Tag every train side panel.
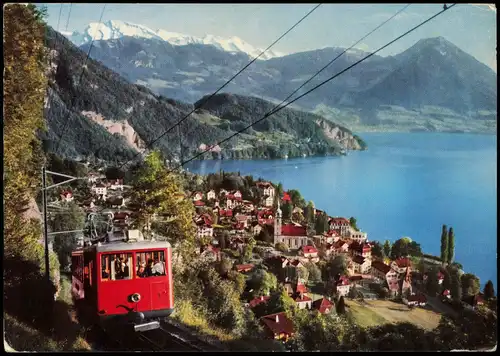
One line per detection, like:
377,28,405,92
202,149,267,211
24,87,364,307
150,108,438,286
71,251,85,300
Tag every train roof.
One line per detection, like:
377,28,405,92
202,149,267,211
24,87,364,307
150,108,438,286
79,240,171,254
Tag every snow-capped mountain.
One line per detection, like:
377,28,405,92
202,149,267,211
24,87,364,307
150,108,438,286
65,20,285,60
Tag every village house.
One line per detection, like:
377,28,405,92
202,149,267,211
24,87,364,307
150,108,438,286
260,312,295,342
329,217,351,236
404,293,427,307
207,189,217,200
371,260,399,284
284,280,308,297
219,189,229,198
282,192,291,203
235,264,255,274
391,258,412,276
192,191,203,202
60,190,74,202
335,275,351,296
299,245,318,258
241,201,255,213
350,255,371,274
87,172,103,184
200,245,221,262
230,236,246,252
197,224,214,239
437,271,445,285
349,241,372,259
312,297,334,314
257,182,275,199
234,214,250,228
108,178,124,190
247,295,270,309
324,230,341,243
349,275,374,289
251,222,264,236
262,195,274,208
92,183,107,199
461,294,485,310
325,240,349,257
348,229,368,243
219,208,233,218
293,293,312,310
274,206,309,249
107,196,126,209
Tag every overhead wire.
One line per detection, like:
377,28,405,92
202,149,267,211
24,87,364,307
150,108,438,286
178,3,411,155
171,3,457,172
115,3,322,170
65,3,73,32
53,4,107,157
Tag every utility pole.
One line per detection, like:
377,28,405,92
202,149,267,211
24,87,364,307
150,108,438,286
41,168,86,282
42,166,50,281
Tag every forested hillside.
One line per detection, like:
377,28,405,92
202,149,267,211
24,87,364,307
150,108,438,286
43,26,365,163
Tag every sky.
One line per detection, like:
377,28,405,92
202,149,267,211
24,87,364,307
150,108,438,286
39,3,497,71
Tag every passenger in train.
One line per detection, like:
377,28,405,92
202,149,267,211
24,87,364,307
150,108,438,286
122,259,130,279
145,259,155,277
152,259,165,276
137,262,147,278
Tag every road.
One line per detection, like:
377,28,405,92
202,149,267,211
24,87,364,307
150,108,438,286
412,282,458,318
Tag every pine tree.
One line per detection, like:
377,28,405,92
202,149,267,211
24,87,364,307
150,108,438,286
336,296,346,315
440,224,448,264
447,227,455,264
383,240,391,258
450,272,462,302
484,280,495,300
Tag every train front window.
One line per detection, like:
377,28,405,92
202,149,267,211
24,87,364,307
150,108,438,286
101,253,133,281
136,250,166,278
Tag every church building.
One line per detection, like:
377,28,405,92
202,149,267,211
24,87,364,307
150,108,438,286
274,205,309,250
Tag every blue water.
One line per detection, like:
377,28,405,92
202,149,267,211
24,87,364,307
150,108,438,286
186,133,497,287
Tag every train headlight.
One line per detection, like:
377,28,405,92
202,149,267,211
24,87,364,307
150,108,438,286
130,293,141,303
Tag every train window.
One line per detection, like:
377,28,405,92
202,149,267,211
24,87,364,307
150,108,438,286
136,251,166,278
101,253,133,281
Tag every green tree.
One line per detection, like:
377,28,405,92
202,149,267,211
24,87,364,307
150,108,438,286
324,255,348,281
227,270,246,295
370,241,384,260
336,296,346,315
288,189,305,208
50,202,85,270
425,268,441,296
440,224,448,264
248,268,278,297
281,202,293,220
447,227,455,264
305,262,322,283
241,236,256,263
217,257,234,276
257,228,272,243
275,242,288,253
304,201,315,224
297,266,309,283
390,238,410,259
461,273,480,297
450,272,462,302
383,240,391,258
349,217,359,231
315,213,329,235
128,151,196,257
483,280,495,300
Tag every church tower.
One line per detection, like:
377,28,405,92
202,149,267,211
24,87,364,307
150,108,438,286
274,203,282,245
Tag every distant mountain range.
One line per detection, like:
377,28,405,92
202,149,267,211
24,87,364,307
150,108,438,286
69,20,496,134
44,26,363,163
64,20,284,60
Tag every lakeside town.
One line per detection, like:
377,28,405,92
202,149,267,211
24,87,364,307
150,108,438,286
46,166,496,345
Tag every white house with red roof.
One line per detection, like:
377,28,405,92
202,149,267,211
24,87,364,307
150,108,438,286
349,241,372,259
257,182,275,198
262,195,274,208
335,275,351,296
329,217,351,236
312,297,334,314
371,260,398,284
192,191,203,201
206,189,216,200
234,214,250,228
437,271,445,285
108,178,124,190
299,245,318,258
325,240,349,257
251,222,263,236
260,312,295,342
391,258,412,276
293,293,312,310
282,192,291,203
200,245,221,262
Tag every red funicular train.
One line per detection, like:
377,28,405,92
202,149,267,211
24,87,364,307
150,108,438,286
71,238,174,332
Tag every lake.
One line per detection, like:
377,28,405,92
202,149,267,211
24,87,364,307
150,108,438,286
186,133,497,287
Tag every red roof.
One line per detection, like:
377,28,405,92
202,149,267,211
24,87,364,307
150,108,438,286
442,289,450,296
350,242,371,253
437,271,445,279
282,192,291,201
295,282,307,294
235,215,249,222
236,264,254,273
113,212,130,220
301,245,318,254
372,260,391,274
294,294,312,302
336,275,350,286
194,200,205,206
257,182,273,188
333,240,348,249
312,297,334,313
249,296,270,308
329,217,350,226
281,224,307,237
289,260,303,268
324,230,339,237
219,209,233,217
260,312,294,336
394,258,412,268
